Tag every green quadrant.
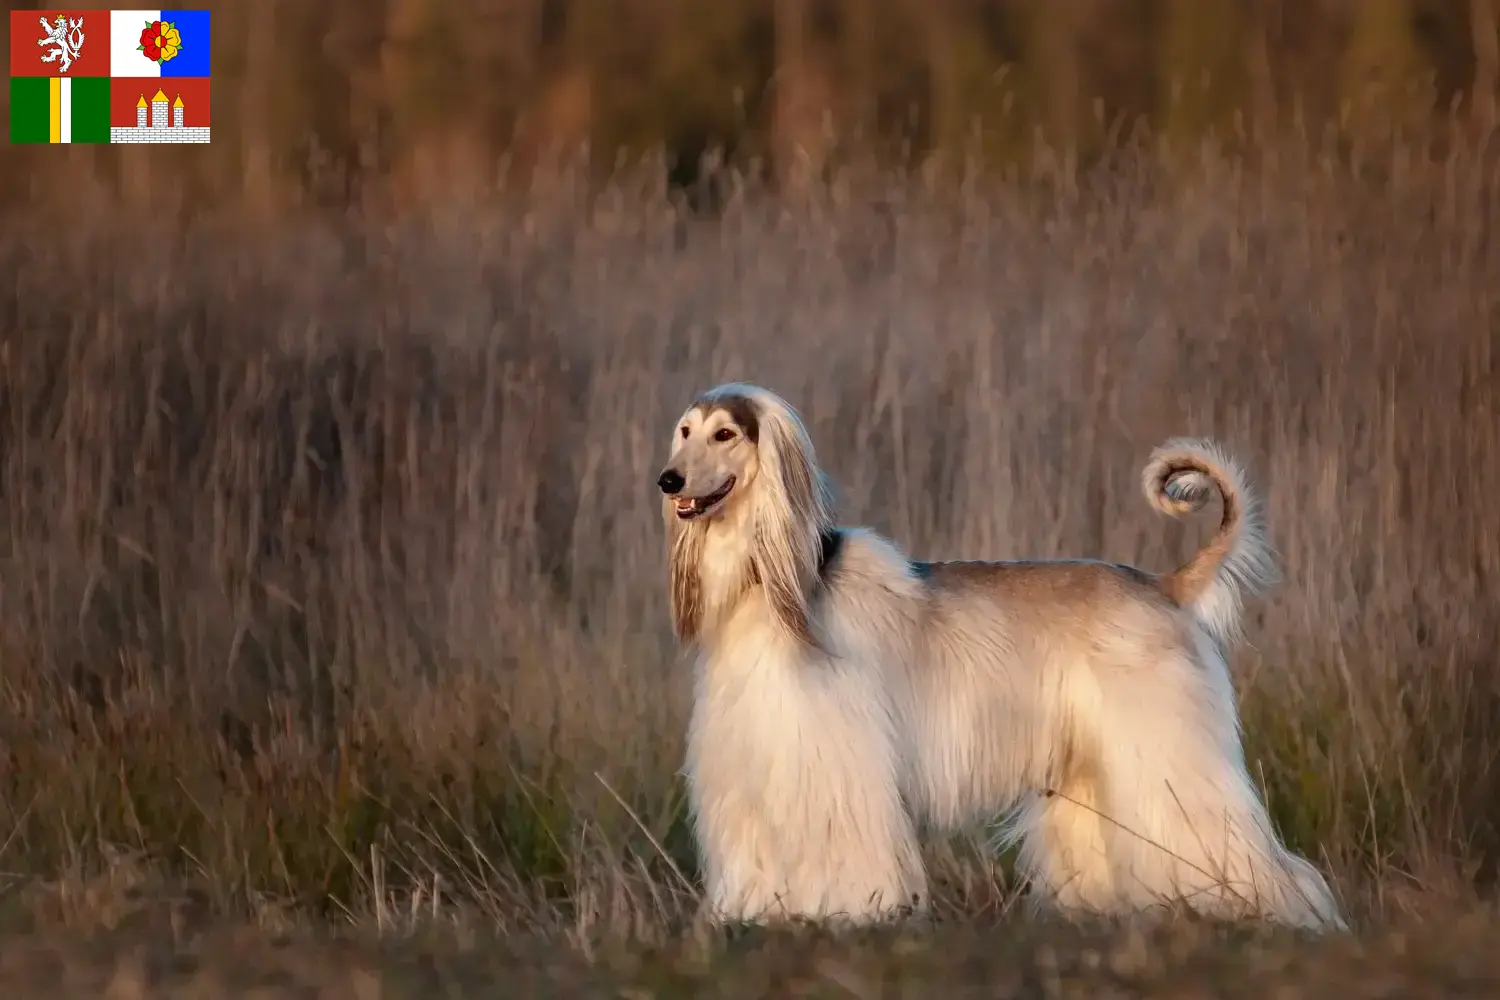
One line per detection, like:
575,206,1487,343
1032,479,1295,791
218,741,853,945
9,77,49,144
70,77,110,144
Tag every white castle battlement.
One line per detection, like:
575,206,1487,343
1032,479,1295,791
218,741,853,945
111,126,210,143
110,88,211,144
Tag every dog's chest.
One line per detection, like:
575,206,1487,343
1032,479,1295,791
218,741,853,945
691,620,811,767
687,613,889,789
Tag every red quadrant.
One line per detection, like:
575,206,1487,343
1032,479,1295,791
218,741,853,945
8,10,110,78
110,76,210,128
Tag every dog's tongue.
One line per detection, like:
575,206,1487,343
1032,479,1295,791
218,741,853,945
673,497,698,513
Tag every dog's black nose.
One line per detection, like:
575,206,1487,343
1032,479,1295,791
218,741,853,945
657,469,685,495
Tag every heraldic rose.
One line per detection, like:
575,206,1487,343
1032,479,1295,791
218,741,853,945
138,20,182,63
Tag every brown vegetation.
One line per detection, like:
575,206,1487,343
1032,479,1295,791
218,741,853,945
3,123,1500,987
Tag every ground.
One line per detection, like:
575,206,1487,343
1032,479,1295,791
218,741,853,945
3,915,1500,998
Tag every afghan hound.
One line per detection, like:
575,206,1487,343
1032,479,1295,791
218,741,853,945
656,382,1345,931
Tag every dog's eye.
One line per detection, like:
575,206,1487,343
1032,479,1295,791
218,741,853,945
713,428,736,442
680,426,689,439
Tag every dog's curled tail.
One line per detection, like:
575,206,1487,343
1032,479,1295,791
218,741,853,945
1142,438,1277,645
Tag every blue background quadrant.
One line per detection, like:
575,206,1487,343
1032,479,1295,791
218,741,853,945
159,10,211,77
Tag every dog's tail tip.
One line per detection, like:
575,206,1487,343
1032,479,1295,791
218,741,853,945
1142,438,1232,514
1142,438,1277,640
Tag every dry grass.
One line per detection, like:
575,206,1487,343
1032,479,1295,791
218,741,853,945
1,126,1500,993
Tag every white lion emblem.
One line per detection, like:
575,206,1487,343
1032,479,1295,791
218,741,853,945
37,14,85,74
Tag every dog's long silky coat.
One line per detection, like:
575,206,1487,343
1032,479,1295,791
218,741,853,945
657,383,1344,930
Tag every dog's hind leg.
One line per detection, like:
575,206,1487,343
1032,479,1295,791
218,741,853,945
1089,645,1346,930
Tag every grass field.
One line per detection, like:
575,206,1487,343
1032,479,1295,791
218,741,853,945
1,128,1499,994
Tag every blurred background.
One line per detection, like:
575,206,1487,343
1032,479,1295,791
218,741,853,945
3,0,1496,206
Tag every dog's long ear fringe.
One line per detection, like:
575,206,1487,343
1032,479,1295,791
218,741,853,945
667,514,705,643
749,396,834,654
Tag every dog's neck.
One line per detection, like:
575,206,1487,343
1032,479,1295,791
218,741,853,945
673,502,843,644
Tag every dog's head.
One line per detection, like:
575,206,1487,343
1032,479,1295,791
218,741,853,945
658,384,834,651
656,387,765,523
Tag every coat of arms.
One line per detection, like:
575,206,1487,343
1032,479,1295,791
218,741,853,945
37,14,86,74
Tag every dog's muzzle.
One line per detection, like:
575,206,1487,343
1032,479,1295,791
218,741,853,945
670,476,735,520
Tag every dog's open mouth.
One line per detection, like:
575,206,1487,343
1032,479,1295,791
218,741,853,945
673,476,736,520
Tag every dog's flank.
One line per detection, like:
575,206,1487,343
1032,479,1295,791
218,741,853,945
658,383,1344,931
